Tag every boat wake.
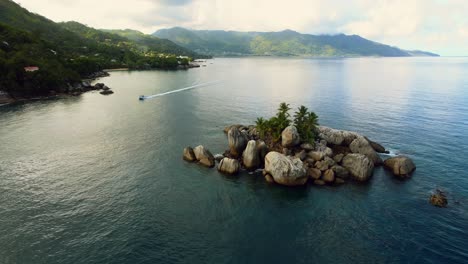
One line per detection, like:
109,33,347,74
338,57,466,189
140,80,221,100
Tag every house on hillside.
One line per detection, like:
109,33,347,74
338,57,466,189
24,66,39,72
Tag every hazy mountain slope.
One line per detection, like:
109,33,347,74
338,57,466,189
154,27,439,57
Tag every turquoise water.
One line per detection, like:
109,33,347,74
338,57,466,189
1,57,468,263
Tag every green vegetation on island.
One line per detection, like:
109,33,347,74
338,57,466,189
255,103,319,149
154,27,439,57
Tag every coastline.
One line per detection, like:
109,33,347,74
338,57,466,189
0,63,203,107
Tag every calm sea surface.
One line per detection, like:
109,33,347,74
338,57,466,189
1,57,468,263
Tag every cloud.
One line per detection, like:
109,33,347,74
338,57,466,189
15,0,468,55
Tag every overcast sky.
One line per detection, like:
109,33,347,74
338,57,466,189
15,0,468,56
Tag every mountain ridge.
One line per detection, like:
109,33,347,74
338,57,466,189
154,27,439,57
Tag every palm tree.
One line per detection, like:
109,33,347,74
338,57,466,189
294,105,308,125
255,117,266,138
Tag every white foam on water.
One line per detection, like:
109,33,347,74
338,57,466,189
142,80,221,100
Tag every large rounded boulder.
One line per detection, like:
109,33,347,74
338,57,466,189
342,153,374,182
218,158,240,175
243,140,260,170
281,126,300,148
193,145,215,168
264,152,308,186
349,136,383,165
318,126,359,146
228,127,248,158
384,156,416,177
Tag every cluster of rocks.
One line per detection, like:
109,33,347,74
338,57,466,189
177,63,201,70
183,124,417,187
66,81,114,96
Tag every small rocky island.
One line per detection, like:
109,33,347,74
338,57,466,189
183,103,416,187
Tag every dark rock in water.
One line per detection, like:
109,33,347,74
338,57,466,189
100,90,114,95
384,156,416,177
218,158,240,175
102,85,111,91
430,189,448,207
94,83,105,90
365,137,388,153
342,153,374,182
193,145,215,168
183,147,196,162
228,127,248,158
335,178,345,184
314,179,326,186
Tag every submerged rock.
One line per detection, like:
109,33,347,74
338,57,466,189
384,156,416,177
430,189,448,207
264,152,308,186
218,158,240,175
335,178,345,184
281,126,300,148
342,153,374,182
183,147,196,162
193,145,215,168
314,179,326,186
228,127,248,158
100,89,114,95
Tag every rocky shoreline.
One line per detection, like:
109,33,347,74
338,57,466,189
0,71,113,106
183,124,416,187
